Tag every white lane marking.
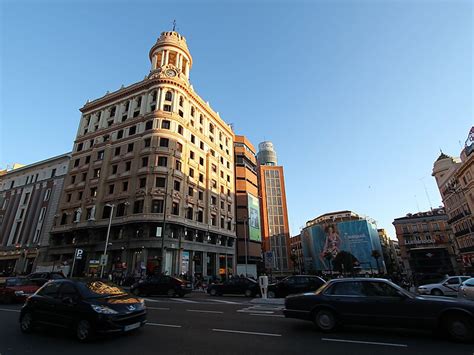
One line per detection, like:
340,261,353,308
171,298,197,303
147,322,182,328
322,338,408,348
249,313,284,317
212,328,282,337
143,298,162,303
206,299,239,304
237,309,274,314
186,309,224,314
0,308,21,313
147,307,170,311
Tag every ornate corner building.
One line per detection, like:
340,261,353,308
49,31,236,279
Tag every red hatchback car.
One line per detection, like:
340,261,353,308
0,277,39,304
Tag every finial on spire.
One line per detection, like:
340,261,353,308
172,19,176,31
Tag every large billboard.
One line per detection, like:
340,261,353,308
247,194,261,242
301,219,384,272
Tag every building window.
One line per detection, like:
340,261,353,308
102,206,112,219
38,207,46,221
211,196,217,205
188,187,193,196
142,156,149,167
176,142,183,152
179,96,184,106
74,159,80,167
90,187,97,197
220,186,224,194
145,120,153,130
189,168,194,178
85,155,91,164
191,134,195,144
122,181,129,191
199,157,204,166
66,193,72,202
144,137,151,147
164,105,172,112
199,115,204,125
110,106,116,117
212,164,217,173
78,191,83,200
200,141,204,150
108,184,114,194
190,107,195,117
133,200,144,214
125,161,132,171
178,125,183,135
209,124,214,134
220,171,224,178
211,215,216,226
179,110,184,118
71,175,76,184
221,217,225,228
127,143,134,153
174,180,181,191
152,200,164,213
116,203,126,217
227,175,230,182
117,130,124,139
186,207,193,220
60,213,68,225
199,173,204,183
197,210,204,222
172,202,179,215
114,147,121,156
160,138,169,147
44,188,51,201
158,156,168,167
139,178,146,189
97,150,104,160
212,180,217,189
198,190,204,200
77,143,83,152
112,165,118,174
23,192,30,205
165,91,172,101
175,160,182,171
93,168,101,178
190,151,195,160
156,177,166,188
82,172,88,181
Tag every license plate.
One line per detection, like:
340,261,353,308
124,322,140,332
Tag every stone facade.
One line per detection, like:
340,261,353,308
0,153,70,274
49,31,236,280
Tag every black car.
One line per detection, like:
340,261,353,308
268,275,326,298
284,277,474,342
207,277,259,297
20,279,147,342
26,272,65,286
130,276,192,297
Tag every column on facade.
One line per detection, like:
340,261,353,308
152,54,158,70
175,53,180,68
157,87,163,111
185,62,190,78
164,50,169,66
161,50,166,66
140,93,147,115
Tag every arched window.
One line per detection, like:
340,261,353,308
209,123,214,134
179,96,184,106
165,91,172,101
191,107,195,117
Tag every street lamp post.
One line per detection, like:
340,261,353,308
100,203,114,279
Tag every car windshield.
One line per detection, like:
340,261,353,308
5,278,29,287
76,280,127,299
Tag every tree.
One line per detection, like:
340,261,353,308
332,251,358,275
371,250,382,274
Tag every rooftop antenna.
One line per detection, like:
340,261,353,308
420,177,433,210
414,195,421,212
172,20,177,31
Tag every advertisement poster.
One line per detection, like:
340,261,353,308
181,251,190,274
301,220,384,272
247,194,262,242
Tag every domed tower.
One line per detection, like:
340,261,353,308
257,141,278,166
432,151,461,189
148,31,193,82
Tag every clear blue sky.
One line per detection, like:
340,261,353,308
1,0,472,238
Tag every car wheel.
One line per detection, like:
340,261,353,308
209,288,217,296
314,309,337,332
167,289,176,297
444,315,474,342
132,288,141,296
20,312,34,334
431,289,443,296
267,291,276,298
76,320,92,342
244,289,253,297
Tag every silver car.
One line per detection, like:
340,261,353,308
458,278,474,300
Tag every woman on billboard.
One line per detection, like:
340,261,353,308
320,224,341,269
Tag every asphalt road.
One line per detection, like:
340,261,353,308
0,293,473,355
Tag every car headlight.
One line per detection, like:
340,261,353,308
139,298,146,309
91,304,118,314
14,291,25,296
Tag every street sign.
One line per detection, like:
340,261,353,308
75,249,84,260
99,255,108,266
